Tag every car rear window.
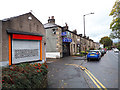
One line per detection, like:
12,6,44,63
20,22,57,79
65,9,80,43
89,51,99,53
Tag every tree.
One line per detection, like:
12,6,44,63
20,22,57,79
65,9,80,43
109,0,120,39
99,36,113,48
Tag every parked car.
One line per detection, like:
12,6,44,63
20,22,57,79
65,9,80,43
87,50,101,61
100,50,104,56
104,48,107,53
100,49,106,56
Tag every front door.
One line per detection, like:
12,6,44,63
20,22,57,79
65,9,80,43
62,42,70,57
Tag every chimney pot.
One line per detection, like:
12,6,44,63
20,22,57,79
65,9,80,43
65,23,68,26
48,16,55,24
51,16,54,19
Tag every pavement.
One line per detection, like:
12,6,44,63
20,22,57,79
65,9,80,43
46,56,90,88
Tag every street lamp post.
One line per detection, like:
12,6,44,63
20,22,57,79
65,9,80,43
83,12,94,36
83,12,94,56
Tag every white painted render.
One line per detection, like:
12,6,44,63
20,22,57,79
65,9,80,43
46,52,60,58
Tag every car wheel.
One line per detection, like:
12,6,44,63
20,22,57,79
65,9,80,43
87,58,90,61
98,57,100,61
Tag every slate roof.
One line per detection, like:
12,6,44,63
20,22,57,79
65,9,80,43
44,23,62,29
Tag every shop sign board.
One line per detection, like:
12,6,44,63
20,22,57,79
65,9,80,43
63,37,72,42
61,32,67,36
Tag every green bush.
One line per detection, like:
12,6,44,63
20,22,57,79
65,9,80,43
81,51,88,54
117,47,120,51
75,53,84,57
75,51,88,57
2,62,48,88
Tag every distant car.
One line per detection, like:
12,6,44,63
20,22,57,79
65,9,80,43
100,49,106,56
113,48,119,53
100,50,103,56
87,50,101,61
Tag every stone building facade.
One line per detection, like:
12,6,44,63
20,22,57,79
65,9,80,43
94,42,100,50
44,16,100,58
70,30,78,55
0,12,46,66
89,39,94,49
80,36,84,51
44,16,63,58
86,37,90,51
76,34,82,53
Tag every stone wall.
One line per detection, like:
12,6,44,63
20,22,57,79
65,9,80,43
56,27,62,57
70,33,77,55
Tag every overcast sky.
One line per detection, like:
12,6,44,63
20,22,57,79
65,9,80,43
0,0,117,42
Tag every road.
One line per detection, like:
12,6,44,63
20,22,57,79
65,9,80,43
47,50,119,89
82,50,118,88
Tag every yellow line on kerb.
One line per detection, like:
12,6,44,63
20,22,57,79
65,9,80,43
85,69,106,89
84,70,101,88
65,64,107,89
80,66,107,90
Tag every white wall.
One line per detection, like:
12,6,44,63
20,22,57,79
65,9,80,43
46,52,60,58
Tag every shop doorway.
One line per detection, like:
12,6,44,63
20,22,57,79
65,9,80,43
62,42,70,57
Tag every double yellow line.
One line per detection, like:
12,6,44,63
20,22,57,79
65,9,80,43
65,64,107,89
80,66,107,90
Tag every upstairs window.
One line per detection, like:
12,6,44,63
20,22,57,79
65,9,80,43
52,29,56,34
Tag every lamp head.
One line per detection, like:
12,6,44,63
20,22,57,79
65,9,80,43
91,12,94,14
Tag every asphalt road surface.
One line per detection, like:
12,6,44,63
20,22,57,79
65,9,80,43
82,50,118,88
47,50,119,89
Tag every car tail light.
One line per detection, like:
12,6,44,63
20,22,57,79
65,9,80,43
96,53,99,54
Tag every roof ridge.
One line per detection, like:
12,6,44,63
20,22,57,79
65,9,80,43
2,12,31,21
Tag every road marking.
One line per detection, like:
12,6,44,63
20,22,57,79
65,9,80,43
84,69,101,89
65,64,107,89
83,68,107,90
85,68,106,89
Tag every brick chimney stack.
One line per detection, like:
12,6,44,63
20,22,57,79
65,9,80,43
48,16,55,24
79,34,82,37
65,23,68,30
51,16,54,19
73,29,77,34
